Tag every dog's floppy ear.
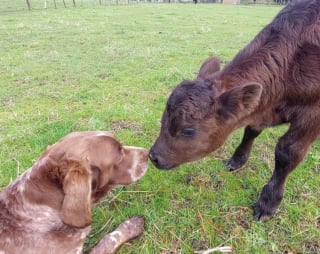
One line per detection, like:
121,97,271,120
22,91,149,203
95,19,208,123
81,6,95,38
60,160,92,228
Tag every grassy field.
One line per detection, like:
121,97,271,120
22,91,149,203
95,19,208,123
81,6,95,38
1,3,320,253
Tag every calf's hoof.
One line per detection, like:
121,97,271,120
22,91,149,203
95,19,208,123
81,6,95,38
254,183,283,221
225,154,248,172
253,203,276,221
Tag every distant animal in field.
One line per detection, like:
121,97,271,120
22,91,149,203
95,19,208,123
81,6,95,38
0,131,148,254
149,0,320,221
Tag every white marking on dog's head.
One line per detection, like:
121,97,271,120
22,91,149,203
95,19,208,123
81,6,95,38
124,146,148,182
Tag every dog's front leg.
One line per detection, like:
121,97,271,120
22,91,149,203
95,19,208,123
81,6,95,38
89,216,145,254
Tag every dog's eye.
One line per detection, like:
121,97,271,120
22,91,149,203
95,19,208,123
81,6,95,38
181,128,195,137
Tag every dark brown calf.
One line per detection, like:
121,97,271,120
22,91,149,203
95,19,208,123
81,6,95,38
149,0,320,221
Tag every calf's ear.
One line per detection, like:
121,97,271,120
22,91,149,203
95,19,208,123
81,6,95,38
60,160,92,228
197,56,221,80
217,83,262,122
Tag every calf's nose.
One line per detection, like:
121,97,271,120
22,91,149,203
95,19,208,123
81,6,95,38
149,148,159,166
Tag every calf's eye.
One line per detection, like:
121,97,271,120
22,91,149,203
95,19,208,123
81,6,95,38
181,128,195,137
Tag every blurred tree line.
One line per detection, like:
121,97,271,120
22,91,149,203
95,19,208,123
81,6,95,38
0,0,289,12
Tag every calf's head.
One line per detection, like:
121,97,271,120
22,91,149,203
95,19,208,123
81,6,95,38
149,57,262,169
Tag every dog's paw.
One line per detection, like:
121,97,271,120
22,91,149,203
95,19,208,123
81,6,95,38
117,216,145,240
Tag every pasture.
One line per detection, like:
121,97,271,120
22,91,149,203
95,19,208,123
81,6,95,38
1,3,320,253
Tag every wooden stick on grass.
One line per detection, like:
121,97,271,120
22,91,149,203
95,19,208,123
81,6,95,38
194,246,233,254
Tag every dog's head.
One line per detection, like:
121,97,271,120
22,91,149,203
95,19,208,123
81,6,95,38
29,131,149,228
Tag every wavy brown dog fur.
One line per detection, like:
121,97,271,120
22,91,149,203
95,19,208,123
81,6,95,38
0,131,148,254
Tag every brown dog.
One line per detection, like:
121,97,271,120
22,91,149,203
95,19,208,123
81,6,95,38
150,0,320,221
0,131,148,254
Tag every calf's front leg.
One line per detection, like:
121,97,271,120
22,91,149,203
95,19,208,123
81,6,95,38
226,126,263,171
254,124,317,221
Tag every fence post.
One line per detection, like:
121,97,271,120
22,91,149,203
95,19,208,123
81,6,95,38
26,0,31,10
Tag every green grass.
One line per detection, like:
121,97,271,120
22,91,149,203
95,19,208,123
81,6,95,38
1,3,320,253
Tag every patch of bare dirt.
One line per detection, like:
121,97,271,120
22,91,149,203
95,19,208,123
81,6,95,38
110,120,143,134
97,73,111,80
